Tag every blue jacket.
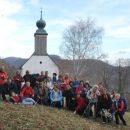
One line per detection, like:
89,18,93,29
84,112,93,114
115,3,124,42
50,90,62,105
73,80,80,87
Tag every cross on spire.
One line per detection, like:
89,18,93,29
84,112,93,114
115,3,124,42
40,8,42,20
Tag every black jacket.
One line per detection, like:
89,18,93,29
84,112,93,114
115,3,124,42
99,94,112,110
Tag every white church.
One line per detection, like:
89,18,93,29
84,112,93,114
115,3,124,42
21,11,59,77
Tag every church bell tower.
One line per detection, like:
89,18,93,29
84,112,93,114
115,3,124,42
34,10,48,55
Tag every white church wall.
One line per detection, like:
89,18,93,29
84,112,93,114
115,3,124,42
21,55,59,77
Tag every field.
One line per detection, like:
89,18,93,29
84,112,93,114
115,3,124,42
0,102,130,130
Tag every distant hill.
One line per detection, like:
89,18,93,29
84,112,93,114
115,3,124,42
4,57,27,67
0,58,9,68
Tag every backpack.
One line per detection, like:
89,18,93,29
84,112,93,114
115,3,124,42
121,96,128,110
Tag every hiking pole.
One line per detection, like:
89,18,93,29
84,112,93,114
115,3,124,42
35,98,40,105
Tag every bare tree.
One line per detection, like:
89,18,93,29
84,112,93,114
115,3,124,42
61,18,103,78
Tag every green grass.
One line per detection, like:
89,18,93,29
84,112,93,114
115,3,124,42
125,112,130,126
0,102,130,130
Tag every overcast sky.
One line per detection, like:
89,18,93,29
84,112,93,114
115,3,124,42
0,0,130,63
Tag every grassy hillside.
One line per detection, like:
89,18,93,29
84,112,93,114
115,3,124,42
0,102,130,130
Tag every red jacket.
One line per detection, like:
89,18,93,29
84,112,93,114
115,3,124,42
114,98,124,112
0,71,8,85
20,85,34,97
75,97,86,113
11,96,20,103
61,83,67,92
63,77,72,84
13,74,23,83
76,85,83,94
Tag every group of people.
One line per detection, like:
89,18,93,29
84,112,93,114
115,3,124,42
0,66,128,126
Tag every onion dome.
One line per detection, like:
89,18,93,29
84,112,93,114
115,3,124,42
36,10,46,29
35,10,48,35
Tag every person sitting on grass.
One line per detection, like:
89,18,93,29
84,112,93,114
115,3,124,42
9,91,21,104
113,93,127,126
20,81,35,105
50,83,62,108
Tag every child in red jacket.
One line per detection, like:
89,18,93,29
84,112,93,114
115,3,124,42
10,91,20,104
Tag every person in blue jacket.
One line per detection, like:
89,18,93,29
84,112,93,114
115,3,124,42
50,83,62,108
